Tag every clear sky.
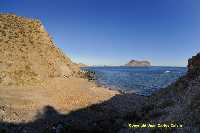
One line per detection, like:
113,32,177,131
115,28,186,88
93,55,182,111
1,0,200,66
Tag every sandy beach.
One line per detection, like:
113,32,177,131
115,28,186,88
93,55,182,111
0,77,119,123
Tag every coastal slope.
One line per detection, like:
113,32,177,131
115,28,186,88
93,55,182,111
151,53,200,131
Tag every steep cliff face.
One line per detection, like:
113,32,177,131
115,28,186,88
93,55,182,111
0,14,79,85
125,60,151,67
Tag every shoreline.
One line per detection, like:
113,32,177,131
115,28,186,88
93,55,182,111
0,76,147,133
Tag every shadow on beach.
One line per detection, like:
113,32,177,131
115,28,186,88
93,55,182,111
0,93,148,133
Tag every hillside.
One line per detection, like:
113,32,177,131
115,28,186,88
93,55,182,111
149,53,200,131
0,13,79,85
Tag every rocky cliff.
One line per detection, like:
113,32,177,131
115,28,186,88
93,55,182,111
125,60,151,67
0,14,79,85
146,52,200,132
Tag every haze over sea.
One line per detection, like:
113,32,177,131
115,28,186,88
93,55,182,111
82,66,187,96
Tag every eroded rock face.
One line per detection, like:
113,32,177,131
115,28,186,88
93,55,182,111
0,13,79,85
188,53,200,78
125,60,151,67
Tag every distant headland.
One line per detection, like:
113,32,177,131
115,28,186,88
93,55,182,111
125,60,151,67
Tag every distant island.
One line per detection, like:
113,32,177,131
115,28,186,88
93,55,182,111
125,60,151,67
75,62,88,67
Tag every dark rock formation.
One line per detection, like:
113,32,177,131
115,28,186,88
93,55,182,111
188,53,200,78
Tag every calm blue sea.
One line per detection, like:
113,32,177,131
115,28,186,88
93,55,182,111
81,66,187,96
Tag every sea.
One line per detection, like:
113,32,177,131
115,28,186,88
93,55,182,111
81,66,187,96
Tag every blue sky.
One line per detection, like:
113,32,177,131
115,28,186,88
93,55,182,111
1,0,200,66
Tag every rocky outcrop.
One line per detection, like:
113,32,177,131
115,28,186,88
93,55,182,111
125,60,151,67
144,52,200,132
188,53,200,78
0,13,79,85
